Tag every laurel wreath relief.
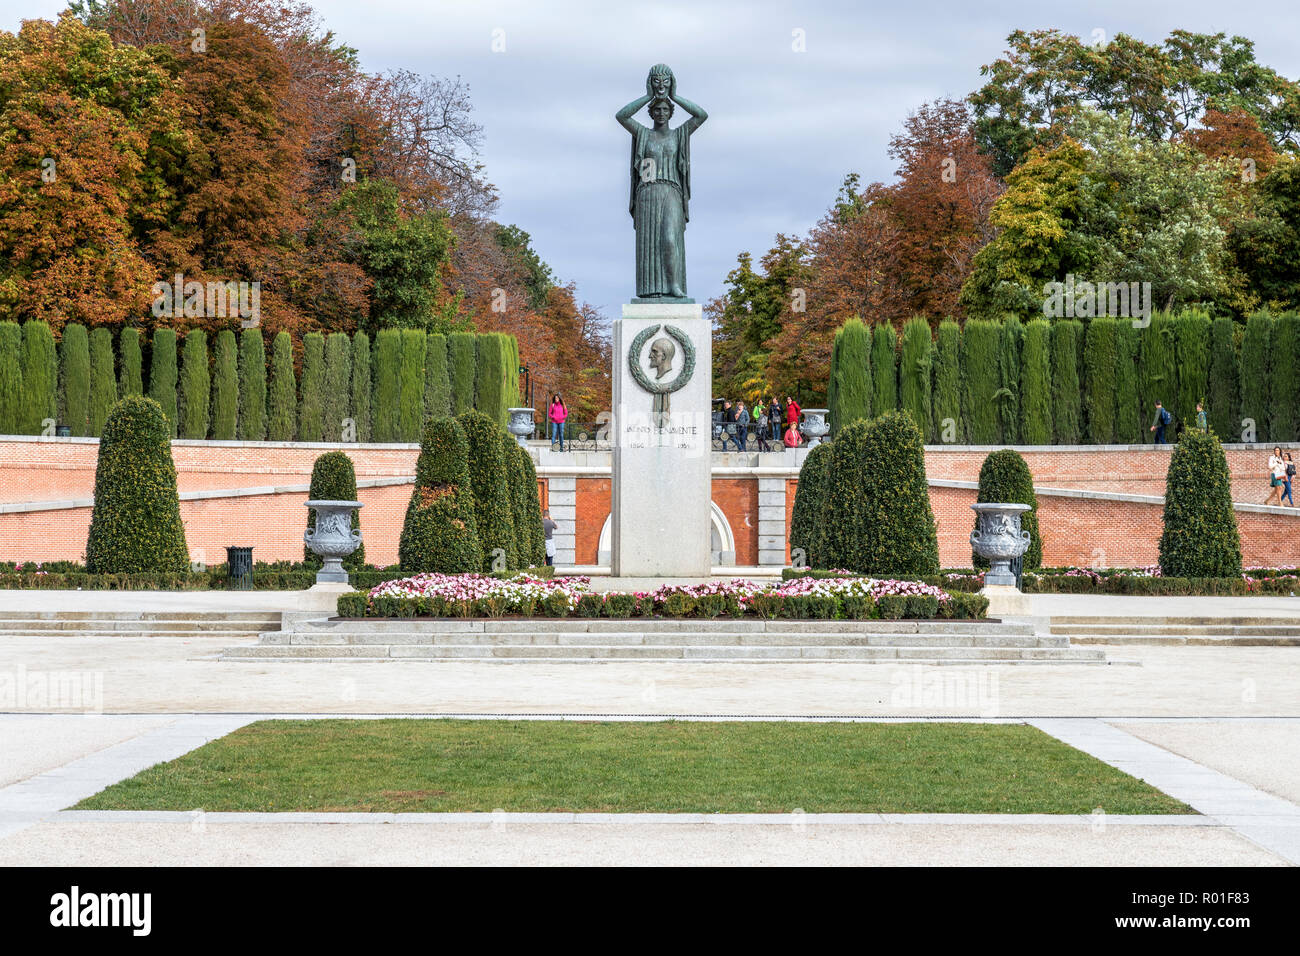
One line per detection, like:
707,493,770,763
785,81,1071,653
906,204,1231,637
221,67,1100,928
628,323,695,394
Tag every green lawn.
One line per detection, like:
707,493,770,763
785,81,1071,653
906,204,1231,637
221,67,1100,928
76,719,1191,814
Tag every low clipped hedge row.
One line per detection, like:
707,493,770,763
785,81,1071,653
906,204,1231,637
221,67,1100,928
780,569,986,593
336,590,990,621
0,563,553,591
1023,575,1296,596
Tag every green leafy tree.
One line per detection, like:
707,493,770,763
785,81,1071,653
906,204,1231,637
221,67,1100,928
211,330,237,440
1207,317,1240,439
371,329,401,442
85,396,189,573
789,441,832,568
1269,312,1300,442
870,324,897,415
267,331,296,441
322,333,351,442
59,323,90,436
148,328,177,437
1239,311,1271,442
1230,158,1300,311
399,417,482,573
118,327,143,398
1083,317,1118,443
237,329,266,441
0,321,22,434
899,317,933,439
972,449,1042,570
399,328,426,441
350,332,371,442
87,327,116,437
448,332,477,416
828,317,871,434
424,333,451,420
1115,321,1142,443
1020,320,1053,444
962,319,1001,443
931,319,962,444
1159,430,1242,577
1050,319,1083,443
458,410,517,571
179,330,209,440
303,452,365,570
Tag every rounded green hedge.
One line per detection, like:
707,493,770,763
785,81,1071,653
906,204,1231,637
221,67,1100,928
971,448,1042,570
399,417,482,573
303,451,366,571
1159,430,1242,577
85,396,190,574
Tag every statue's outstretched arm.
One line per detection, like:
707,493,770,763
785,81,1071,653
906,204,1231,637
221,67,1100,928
673,93,708,133
616,93,653,134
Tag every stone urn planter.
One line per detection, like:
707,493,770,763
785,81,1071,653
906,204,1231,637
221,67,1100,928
969,503,1032,587
507,408,536,448
304,499,363,584
800,409,829,447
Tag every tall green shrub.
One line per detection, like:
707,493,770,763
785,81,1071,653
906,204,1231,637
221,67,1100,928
789,441,832,568
971,449,1042,570
458,409,517,571
372,329,401,442
303,451,366,570
1207,316,1240,440
1268,312,1300,443
1240,311,1271,443
870,324,897,415
931,319,962,444
828,317,871,434
1115,321,1142,443
997,316,1023,444
1158,430,1241,577
237,328,267,441
59,323,91,436
424,333,451,420
211,330,237,440
1174,310,1211,438
819,411,939,575
148,328,178,437
398,417,482,573
1083,317,1117,444
961,319,1001,443
118,327,143,398
448,332,477,415
179,329,210,439
505,436,544,567
1020,320,1052,444
0,322,22,434
88,328,118,437
1139,312,1176,430
517,442,546,566
322,333,351,442
474,333,506,425
398,329,426,440
85,396,189,573
19,321,56,435
350,332,371,442
899,317,933,440
297,332,325,442
267,331,296,441
1050,319,1082,444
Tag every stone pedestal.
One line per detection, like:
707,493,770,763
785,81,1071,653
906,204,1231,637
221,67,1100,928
611,303,712,577
980,585,1032,617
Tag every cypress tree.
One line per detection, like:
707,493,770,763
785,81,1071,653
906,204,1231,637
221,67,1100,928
828,317,871,433
399,329,426,440
1159,430,1241,577
59,323,91,436
303,451,366,570
1050,319,1082,444
819,411,939,575
504,336,521,410
972,449,1042,569
448,332,477,415
179,329,210,439
899,317,933,440
1083,317,1118,444
789,441,832,568
961,319,1001,443
512,439,546,566
237,328,267,441
997,316,1023,444
351,332,371,442
18,321,56,435
85,396,190,573
825,331,841,434
0,321,22,434
1269,312,1300,443
424,332,451,420
458,409,518,571
931,319,962,443
870,324,897,415
1115,321,1142,443
1240,311,1271,443
148,327,178,437
372,329,401,442
267,331,297,441
322,333,352,442
118,327,143,397
1020,320,1052,445
1139,312,1176,432
1207,316,1240,440
474,333,506,425
1174,310,1211,439
399,417,482,573
506,435,534,566
297,332,325,442
211,330,238,440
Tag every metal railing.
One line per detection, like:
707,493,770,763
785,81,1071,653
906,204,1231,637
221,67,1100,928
533,420,820,452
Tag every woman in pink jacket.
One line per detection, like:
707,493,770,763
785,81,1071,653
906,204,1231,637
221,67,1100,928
548,393,568,451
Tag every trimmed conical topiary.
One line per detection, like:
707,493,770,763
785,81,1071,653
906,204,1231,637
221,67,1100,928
1020,319,1052,444
148,328,178,437
505,436,545,567
971,449,1042,570
211,330,238,440
931,319,962,443
828,317,871,434
789,440,832,568
398,417,482,573
0,321,22,434
458,409,517,571
237,328,266,441
59,323,91,436
900,317,933,440
85,396,190,573
351,332,371,442
118,327,143,398
88,327,118,437
819,411,939,575
179,329,210,439
1158,430,1242,577
517,442,546,566
19,320,56,435
267,331,296,441
303,451,366,570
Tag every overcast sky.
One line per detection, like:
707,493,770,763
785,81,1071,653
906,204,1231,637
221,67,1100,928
6,0,1300,319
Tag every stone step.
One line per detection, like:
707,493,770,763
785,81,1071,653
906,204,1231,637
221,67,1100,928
264,630,1065,649
1067,633,1300,646
295,618,1036,636
0,611,281,622
0,621,280,633
1050,623,1300,636
1050,616,1300,627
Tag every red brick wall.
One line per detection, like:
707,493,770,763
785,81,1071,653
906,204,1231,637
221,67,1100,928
573,477,611,566
711,477,758,565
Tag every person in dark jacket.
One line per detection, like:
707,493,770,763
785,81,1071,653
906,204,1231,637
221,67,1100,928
734,401,750,451
1149,401,1172,444
767,397,782,443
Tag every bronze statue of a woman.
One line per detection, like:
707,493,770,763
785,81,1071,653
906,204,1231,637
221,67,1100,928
616,64,707,303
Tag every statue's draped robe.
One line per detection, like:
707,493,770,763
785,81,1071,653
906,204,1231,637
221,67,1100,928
629,123,691,299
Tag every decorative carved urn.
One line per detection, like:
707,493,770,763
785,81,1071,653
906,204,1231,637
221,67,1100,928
969,503,1032,587
304,499,363,584
800,409,829,447
507,408,535,448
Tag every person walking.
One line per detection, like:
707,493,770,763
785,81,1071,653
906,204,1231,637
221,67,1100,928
548,393,568,452
1149,401,1171,444
767,397,783,444
1284,454,1296,507
1195,401,1207,433
542,508,558,566
734,401,750,452
1266,447,1286,506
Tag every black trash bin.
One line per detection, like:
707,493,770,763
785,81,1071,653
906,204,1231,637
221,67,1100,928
54,425,71,437
226,546,254,591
